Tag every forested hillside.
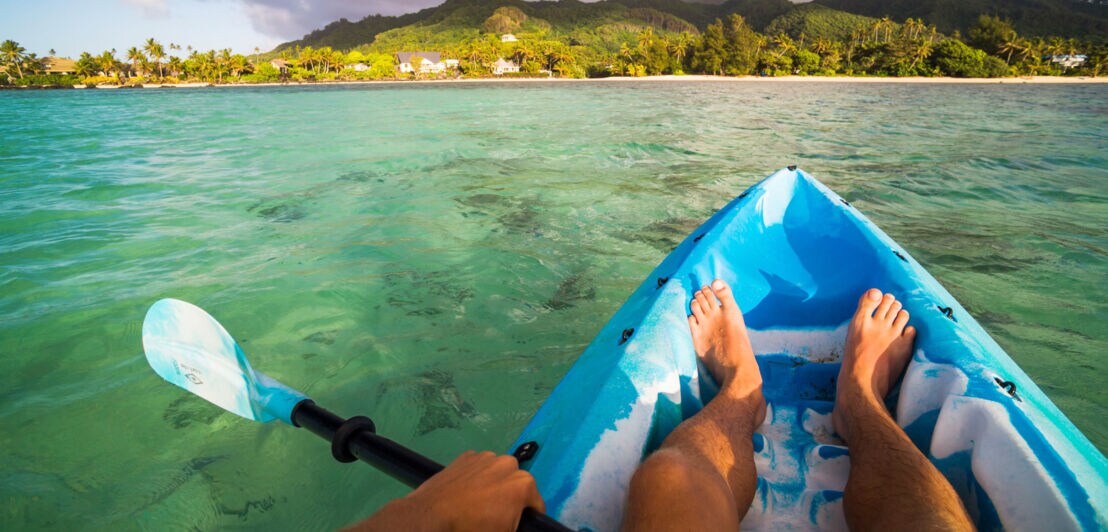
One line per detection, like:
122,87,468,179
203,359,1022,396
274,0,1107,54
812,0,1108,38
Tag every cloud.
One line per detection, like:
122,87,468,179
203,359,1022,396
237,0,443,40
122,0,170,18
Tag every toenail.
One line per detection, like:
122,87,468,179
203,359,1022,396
867,289,881,301
712,279,725,290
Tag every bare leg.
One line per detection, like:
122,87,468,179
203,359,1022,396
623,280,766,531
833,289,974,531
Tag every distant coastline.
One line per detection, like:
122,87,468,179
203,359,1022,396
3,74,1105,91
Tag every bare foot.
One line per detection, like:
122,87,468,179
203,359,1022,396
832,289,917,443
688,279,766,427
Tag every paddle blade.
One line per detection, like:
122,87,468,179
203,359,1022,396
142,298,305,424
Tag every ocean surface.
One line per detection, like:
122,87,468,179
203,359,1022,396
1,81,1105,530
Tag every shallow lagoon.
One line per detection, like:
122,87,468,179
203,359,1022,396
1,81,1105,529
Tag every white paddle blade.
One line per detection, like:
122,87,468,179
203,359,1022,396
143,298,285,422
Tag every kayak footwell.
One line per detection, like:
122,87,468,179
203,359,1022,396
511,168,1108,532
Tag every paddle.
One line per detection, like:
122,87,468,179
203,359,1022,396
142,298,570,532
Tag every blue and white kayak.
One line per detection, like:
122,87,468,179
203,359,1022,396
509,168,1107,531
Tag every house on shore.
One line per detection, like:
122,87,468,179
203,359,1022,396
501,34,518,43
492,58,520,75
42,57,77,76
270,59,290,74
1049,55,1087,68
347,63,369,72
397,52,447,74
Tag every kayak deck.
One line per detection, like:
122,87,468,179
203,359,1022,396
510,168,1107,531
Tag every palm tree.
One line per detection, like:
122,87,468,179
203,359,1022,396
908,40,933,71
329,49,345,73
300,46,315,72
98,49,119,79
127,47,144,77
167,56,183,78
75,52,97,77
144,38,165,78
670,31,694,66
999,34,1024,65
811,37,831,56
49,48,56,56
253,46,260,65
1,40,27,79
217,49,232,82
772,33,795,57
229,54,248,78
637,27,655,50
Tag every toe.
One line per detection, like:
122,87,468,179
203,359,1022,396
701,286,719,309
711,279,739,312
688,314,699,329
893,309,910,330
902,324,917,340
695,288,714,313
856,288,883,319
875,293,895,320
691,299,704,320
886,301,902,322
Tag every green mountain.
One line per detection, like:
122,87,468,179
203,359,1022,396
270,0,1105,56
811,0,1108,38
764,4,879,41
275,0,697,54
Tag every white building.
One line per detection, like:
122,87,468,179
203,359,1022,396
396,52,445,74
444,59,460,69
501,34,518,43
492,58,520,75
347,63,369,72
1050,55,1087,68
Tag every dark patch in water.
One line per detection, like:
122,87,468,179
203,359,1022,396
137,455,223,511
301,352,318,360
163,395,223,429
456,193,510,209
337,170,383,183
376,369,477,435
974,309,1015,327
220,496,277,520
257,203,305,223
618,142,703,157
385,271,474,306
497,204,543,235
625,217,702,252
545,272,596,310
302,330,338,345
248,198,306,223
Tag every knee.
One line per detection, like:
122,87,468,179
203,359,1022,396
630,449,702,492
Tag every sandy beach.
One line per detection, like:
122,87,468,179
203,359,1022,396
204,74,1106,88
45,74,1105,90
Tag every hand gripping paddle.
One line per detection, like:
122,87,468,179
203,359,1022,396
142,298,570,532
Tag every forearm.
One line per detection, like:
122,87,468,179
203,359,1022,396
344,497,439,532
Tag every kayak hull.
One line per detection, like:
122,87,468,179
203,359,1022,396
510,168,1107,531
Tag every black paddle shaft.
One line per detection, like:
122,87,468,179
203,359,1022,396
290,400,572,532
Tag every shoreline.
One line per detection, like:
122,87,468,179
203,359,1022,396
4,74,1104,91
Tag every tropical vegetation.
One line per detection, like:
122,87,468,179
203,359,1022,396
1,0,1105,88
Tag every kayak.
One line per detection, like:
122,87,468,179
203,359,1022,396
508,167,1107,531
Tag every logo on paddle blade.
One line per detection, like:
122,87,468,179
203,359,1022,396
174,361,204,385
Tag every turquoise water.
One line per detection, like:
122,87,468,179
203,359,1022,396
1,81,1105,530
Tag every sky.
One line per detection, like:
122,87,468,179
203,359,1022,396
0,0,797,59
0,0,456,58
